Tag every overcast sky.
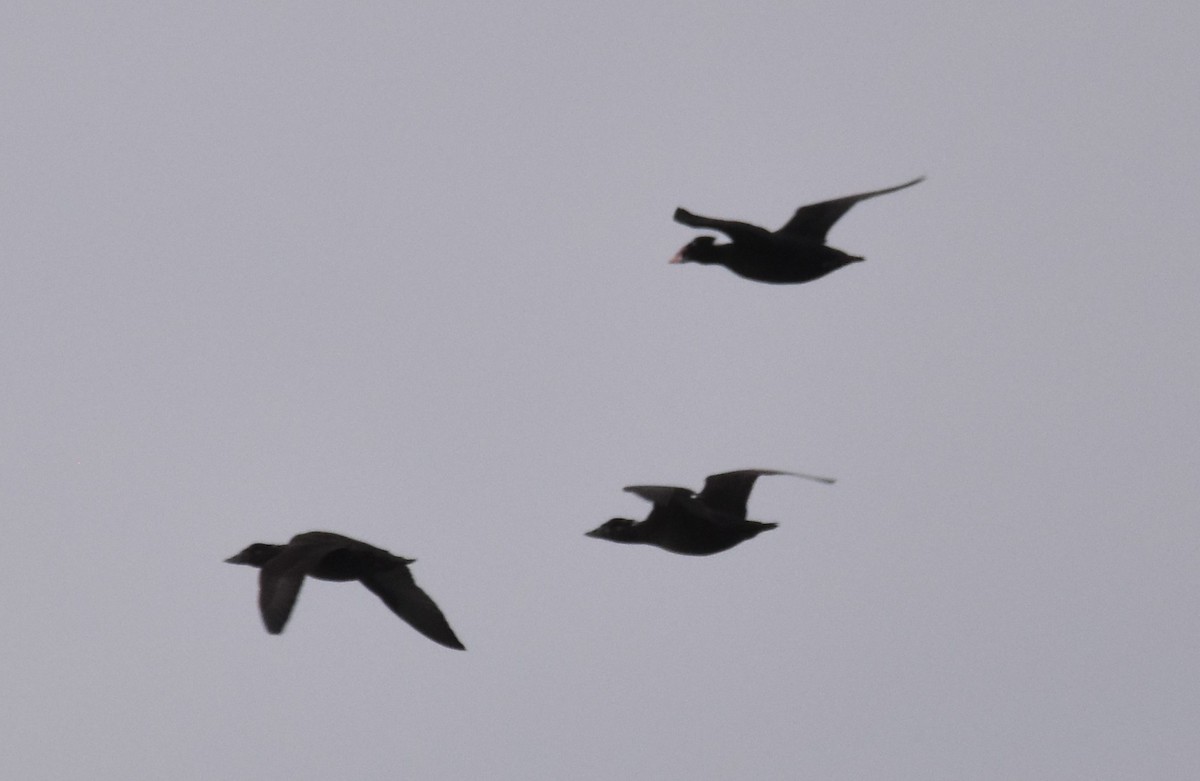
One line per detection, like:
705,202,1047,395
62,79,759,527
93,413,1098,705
3,3,1198,779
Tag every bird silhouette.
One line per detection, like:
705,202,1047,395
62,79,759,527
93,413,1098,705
671,176,923,284
226,531,465,649
585,469,834,555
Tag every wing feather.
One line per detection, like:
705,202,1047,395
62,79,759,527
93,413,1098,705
776,177,924,242
361,566,465,650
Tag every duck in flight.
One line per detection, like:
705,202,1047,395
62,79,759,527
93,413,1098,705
226,531,465,649
585,469,834,556
671,176,923,284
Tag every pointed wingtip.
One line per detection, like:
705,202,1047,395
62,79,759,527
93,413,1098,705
431,630,466,650
782,471,837,485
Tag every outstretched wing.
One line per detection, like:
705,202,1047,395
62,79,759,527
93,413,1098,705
361,565,465,650
696,470,786,519
697,469,835,518
624,484,694,506
674,208,773,245
257,541,335,634
776,177,924,243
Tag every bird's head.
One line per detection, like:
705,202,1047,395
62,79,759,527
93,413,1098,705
585,518,636,542
224,542,281,567
670,236,716,264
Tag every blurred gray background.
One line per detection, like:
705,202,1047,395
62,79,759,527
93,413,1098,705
3,2,1197,779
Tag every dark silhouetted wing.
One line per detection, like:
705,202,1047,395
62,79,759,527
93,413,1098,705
257,541,336,634
624,484,695,506
624,484,739,534
696,469,833,518
695,470,789,519
361,566,465,650
674,208,773,245
776,177,924,243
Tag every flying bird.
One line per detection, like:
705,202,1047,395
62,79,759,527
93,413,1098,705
671,176,924,284
225,531,465,649
585,469,834,556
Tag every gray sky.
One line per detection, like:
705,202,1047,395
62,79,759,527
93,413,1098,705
3,2,1198,779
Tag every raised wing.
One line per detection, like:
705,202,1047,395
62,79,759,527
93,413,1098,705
698,469,835,518
696,470,785,519
776,176,924,243
624,484,694,506
674,208,773,245
361,565,465,650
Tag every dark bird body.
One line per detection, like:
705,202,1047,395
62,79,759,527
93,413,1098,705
226,531,464,649
586,469,834,556
671,177,923,284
